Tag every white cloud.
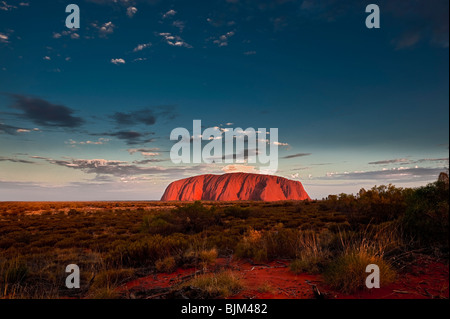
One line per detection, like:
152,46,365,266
320,167,448,183
212,31,235,47
141,152,160,157
133,42,151,52
127,148,160,155
91,21,116,38
66,138,110,145
273,141,289,146
159,32,192,48
100,21,115,35
111,58,126,65
0,1,16,11
52,29,79,40
0,32,9,43
414,158,449,164
0,1,29,11
162,9,176,19
222,164,257,173
68,159,126,168
126,6,137,18
172,20,185,32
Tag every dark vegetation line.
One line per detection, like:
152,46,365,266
0,176,448,298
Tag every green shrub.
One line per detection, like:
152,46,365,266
174,201,221,233
402,181,449,247
141,202,220,235
142,214,180,235
223,206,251,219
106,234,189,267
265,228,301,259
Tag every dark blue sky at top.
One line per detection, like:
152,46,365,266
0,0,448,200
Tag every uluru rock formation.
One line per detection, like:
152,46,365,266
161,173,311,201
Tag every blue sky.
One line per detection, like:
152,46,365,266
0,0,448,200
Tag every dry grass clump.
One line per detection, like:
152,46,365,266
88,268,135,299
183,271,243,298
323,228,398,293
290,230,332,274
155,256,177,273
324,250,396,294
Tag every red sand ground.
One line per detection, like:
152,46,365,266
332,257,449,299
121,257,449,299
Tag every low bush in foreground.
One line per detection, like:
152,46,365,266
155,257,177,273
289,230,332,274
184,271,243,298
236,227,332,266
106,234,189,267
290,256,325,275
91,268,135,290
324,251,396,294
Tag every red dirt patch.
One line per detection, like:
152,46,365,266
120,257,449,299
328,257,449,299
228,261,320,299
123,266,199,291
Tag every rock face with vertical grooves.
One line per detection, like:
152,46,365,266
161,173,311,201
